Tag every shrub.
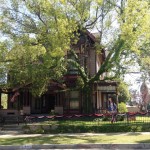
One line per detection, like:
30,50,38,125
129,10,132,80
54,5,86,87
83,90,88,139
102,116,110,121
23,123,150,134
118,102,128,113
116,114,125,121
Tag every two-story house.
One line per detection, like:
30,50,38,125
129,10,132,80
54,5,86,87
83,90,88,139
0,30,118,116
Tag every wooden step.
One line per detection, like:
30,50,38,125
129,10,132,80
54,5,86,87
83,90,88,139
3,116,25,124
1,124,23,132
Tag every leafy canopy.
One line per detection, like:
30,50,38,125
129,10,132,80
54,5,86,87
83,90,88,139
0,0,149,96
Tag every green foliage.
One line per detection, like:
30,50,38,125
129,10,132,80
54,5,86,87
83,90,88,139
120,0,150,52
116,115,125,121
23,123,150,134
76,76,84,89
118,102,128,113
0,0,149,112
0,0,77,96
138,39,150,78
118,82,131,103
102,116,110,121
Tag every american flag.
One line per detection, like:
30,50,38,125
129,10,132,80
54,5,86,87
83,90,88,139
10,91,20,102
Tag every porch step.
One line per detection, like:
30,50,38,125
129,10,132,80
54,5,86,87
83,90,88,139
1,124,23,133
0,130,22,134
2,124,21,130
3,116,24,124
3,116,19,124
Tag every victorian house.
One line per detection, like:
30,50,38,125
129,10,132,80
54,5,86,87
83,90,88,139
0,30,118,117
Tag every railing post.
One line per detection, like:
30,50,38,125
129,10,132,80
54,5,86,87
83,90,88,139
126,112,129,124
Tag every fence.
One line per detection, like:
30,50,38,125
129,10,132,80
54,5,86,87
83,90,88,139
24,111,150,125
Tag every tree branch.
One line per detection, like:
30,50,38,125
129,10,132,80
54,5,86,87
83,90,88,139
89,39,124,84
67,49,89,83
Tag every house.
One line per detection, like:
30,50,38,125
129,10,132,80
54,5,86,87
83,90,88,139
0,30,118,117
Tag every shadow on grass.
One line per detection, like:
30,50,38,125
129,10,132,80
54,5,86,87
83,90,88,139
127,132,143,136
0,135,115,145
1,134,150,145
136,139,150,143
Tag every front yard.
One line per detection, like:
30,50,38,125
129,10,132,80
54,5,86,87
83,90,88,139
22,114,150,134
0,133,150,145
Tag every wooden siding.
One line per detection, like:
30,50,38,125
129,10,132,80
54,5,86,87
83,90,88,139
88,49,96,76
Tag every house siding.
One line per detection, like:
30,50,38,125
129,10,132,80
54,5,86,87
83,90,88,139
88,49,96,76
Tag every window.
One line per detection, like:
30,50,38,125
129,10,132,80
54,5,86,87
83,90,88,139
70,101,79,109
70,91,79,109
1,94,8,109
35,98,40,109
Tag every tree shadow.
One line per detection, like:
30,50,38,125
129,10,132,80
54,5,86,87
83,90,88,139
136,139,150,143
0,135,116,145
126,132,142,136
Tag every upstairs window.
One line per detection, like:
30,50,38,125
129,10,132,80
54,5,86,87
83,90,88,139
67,54,79,75
69,91,79,109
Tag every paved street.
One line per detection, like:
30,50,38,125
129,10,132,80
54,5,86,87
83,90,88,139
0,144,150,150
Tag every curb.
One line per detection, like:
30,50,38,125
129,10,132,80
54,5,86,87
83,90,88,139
0,144,150,149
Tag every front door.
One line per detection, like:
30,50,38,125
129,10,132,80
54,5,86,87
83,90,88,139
41,94,55,114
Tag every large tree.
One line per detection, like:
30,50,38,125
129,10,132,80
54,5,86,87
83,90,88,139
138,39,150,79
67,0,150,112
0,0,78,95
0,0,149,112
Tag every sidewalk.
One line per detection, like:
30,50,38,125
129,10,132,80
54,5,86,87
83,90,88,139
0,131,150,138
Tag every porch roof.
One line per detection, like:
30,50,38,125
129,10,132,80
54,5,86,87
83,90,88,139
94,81,118,86
0,88,13,94
94,81,119,92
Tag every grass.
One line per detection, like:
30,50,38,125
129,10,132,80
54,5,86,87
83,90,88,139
0,133,150,145
22,115,150,134
32,115,150,126
136,116,150,122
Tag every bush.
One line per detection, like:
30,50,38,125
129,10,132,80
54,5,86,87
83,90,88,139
118,102,128,113
102,116,111,121
23,124,150,134
116,115,125,121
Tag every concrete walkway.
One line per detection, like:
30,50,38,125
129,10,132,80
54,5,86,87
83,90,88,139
0,132,150,138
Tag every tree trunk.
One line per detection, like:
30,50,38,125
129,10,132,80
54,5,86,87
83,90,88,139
82,83,93,114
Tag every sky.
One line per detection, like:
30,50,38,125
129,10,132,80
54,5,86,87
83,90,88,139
124,73,142,91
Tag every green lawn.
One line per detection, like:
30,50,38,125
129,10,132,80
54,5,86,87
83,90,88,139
0,133,150,145
136,116,150,122
35,116,150,126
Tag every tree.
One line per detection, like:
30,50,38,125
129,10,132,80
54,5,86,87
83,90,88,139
118,81,131,103
138,39,150,79
0,0,149,113
118,102,128,113
68,0,150,113
0,42,8,86
0,0,78,95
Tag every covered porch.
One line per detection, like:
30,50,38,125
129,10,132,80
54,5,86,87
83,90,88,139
94,81,119,113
